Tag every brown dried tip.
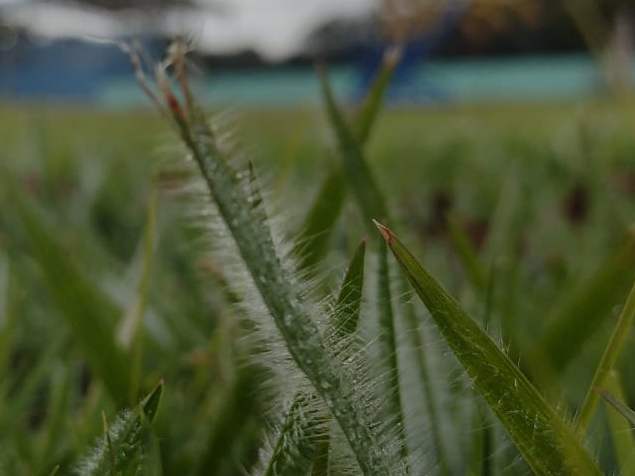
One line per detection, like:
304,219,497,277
168,37,193,110
157,67,187,125
166,91,185,120
373,219,393,245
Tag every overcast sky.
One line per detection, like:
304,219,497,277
1,0,379,60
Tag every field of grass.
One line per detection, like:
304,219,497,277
3,88,635,475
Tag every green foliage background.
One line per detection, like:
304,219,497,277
3,92,635,474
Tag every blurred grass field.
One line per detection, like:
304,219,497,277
3,96,635,474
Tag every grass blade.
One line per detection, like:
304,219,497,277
36,363,71,470
577,273,635,433
77,381,163,476
466,402,492,476
296,167,346,271
353,47,401,144
117,179,158,349
447,213,488,295
598,385,635,427
1,171,131,404
600,371,635,476
332,240,366,338
376,242,409,466
0,260,20,380
197,370,258,476
317,66,389,225
402,294,449,475
261,394,322,476
375,220,602,476
117,178,158,403
311,436,330,476
539,232,635,372
297,50,398,270
319,64,412,467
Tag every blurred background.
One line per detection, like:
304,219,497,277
0,0,633,106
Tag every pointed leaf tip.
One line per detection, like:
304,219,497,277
373,219,392,245
141,380,164,421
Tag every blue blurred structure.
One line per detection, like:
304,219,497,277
0,34,161,102
353,3,465,104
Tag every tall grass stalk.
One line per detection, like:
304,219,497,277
577,275,635,433
140,43,405,475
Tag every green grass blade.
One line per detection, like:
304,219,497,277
598,385,635,427
600,370,635,476
117,179,158,349
138,380,163,421
117,179,158,404
297,167,346,271
375,220,602,476
376,242,409,465
77,381,163,476
332,240,366,337
196,370,258,476
353,47,401,145
311,435,330,476
1,172,131,404
402,295,449,475
0,260,20,379
317,67,389,225
577,274,635,433
466,402,491,476
36,363,71,470
0,339,63,431
447,213,488,295
140,431,164,476
297,52,397,270
319,65,412,466
261,394,322,476
539,233,635,372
